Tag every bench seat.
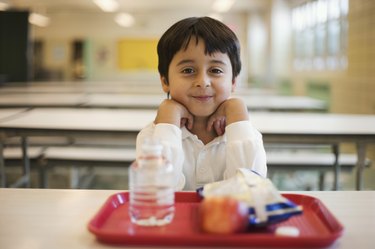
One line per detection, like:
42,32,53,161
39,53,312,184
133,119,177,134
266,151,371,171
2,146,371,189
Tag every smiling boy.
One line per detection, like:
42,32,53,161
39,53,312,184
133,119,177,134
136,17,267,190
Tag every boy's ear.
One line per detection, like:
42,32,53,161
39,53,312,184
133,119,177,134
231,77,237,92
160,76,170,93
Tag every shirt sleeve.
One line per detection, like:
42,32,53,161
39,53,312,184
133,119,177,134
136,122,186,190
224,120,267,179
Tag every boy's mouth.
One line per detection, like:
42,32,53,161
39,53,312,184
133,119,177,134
193,95,213,102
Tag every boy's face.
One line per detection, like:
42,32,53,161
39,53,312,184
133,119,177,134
162,37,236,118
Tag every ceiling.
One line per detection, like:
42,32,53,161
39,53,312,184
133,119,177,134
5,0,272,14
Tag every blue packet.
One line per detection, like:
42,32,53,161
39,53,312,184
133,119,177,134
197,168,303,227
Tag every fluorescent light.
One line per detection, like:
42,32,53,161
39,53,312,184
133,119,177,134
0,2,10,10
115,13,135,27
212,0,235,13
29,13,50,27
93,0,119,12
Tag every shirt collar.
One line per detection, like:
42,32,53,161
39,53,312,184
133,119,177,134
181,126,226,144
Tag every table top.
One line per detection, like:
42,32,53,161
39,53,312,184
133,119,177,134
84,94,326,111
0,108,374,139
0,188,373,249
0,108,156,133
0,92,326,111
0,81,164,94
0,93,86,107
239,95,326,111
83,93,165,109
250,112,375,136
0,108,29,122
0,81,273,95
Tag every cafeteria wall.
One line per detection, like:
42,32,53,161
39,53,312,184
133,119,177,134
29,0,374,114
30,11,248,84
29,1,374,114
290,0,375,115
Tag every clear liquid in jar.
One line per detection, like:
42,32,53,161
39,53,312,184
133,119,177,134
129,185,175,226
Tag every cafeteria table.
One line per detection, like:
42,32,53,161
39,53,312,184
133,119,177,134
0,108,32,187
0,93,86,108
0,81,274,95
0,92,327,112
0,188,373,249
0,108,374,189
0,108,29,121
84,94,327,112
0,81,163,94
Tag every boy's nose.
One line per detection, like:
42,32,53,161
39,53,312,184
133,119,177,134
194,73,211,88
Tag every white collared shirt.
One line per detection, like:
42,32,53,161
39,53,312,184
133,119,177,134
136,120,267,191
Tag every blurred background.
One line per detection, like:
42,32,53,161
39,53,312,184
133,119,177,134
0,0,374,190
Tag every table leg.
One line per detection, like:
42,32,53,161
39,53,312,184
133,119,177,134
332,144,340,190
10,136,31,188
356,142,366,191
0,140,5,187
38,158,48,188
21,136,31,188
318,172,325,190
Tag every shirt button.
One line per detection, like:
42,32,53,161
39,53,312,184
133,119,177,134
199,165,208,174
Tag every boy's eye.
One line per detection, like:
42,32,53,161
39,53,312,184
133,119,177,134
210,68,224,74
181,68,195,74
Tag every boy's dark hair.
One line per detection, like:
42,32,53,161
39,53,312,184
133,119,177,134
157,16,241,83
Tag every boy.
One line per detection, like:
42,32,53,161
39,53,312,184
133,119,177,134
136,17,267,190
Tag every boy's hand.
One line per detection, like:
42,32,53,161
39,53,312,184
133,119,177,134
155,99,194,130
207,98,249,135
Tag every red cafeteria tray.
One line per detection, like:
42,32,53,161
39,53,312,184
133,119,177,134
88,192,344,248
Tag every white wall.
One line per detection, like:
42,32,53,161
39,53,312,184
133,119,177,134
31,11,250,83
247,12,269,83
245,0,292,86
270,0,292,81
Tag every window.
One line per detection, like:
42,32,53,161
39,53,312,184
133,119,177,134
292,0,348,71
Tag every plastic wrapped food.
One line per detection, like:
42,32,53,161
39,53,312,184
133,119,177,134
197,168,303,227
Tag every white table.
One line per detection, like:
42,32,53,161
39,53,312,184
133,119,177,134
0,91,327,112
83,93,165,109
0,81,274,95
0,109,374,189
0,188,374,249
0,93,86,107
251,112,375,190
0,108,155,187
239,95,326,112
0,81,163,94
83,94,327,112
0,109,32,186
0,108,29,122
